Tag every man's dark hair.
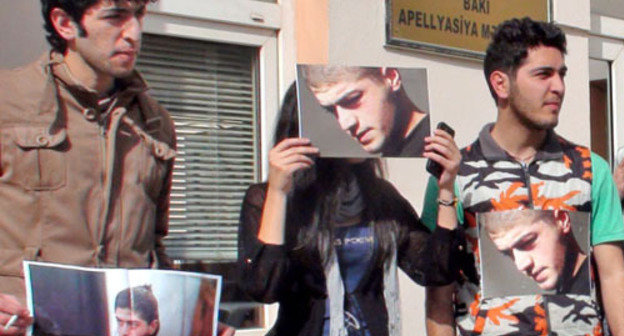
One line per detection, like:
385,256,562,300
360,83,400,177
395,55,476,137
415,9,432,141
41,0,156,53
114,285,159,326
484,17,567,100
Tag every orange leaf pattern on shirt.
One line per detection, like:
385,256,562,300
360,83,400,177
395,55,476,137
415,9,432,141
491,182,528,211
576,146,593,179
591,322,603,336
531,182,580,211
470,293,481,317
533,300,548,336
474,298,520,331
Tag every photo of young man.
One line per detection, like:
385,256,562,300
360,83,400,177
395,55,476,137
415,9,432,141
478,210,589,297
297,65,430,157
114,285,160,336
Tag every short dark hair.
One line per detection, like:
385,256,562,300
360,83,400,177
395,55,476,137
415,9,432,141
484,17,567,100
114,285,159,325
41,0,156,53
300,65,383,90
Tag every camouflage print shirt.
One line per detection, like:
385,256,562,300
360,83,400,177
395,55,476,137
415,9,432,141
422,124,624,336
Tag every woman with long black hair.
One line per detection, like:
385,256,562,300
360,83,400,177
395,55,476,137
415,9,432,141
238,84,460,336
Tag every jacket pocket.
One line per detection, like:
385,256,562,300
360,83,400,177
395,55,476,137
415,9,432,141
1,126,67,191
0,247,40,277
140,139,174,200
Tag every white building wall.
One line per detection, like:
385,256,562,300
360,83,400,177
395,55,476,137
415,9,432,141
0,0,47,68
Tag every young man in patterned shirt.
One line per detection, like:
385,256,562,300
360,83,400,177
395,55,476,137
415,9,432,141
422,17,624,336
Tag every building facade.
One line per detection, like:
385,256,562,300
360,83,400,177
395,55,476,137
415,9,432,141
1,0,623,335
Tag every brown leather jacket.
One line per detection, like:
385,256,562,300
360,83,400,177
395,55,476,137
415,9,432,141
0,52,176,302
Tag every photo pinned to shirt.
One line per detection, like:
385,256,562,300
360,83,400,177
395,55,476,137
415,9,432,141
477,210,590,298
296,64,430,158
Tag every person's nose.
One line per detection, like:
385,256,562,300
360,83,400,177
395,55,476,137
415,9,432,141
551,73,565,97
122,16,142,47
335,107,357,136
512,250,533,275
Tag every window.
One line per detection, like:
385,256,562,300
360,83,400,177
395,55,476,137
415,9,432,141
136,34,259,262
589,59,612,163
141,2,283,332
589,14,624,167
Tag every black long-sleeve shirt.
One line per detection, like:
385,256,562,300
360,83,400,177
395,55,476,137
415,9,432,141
237,181,461,336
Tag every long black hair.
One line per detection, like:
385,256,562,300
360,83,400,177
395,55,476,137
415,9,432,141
276,82,410,268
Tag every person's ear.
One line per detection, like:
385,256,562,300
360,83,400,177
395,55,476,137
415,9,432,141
490,70,511,100
50,8,80,42
381,67,402,92
148,320,159,335
554,210,571,234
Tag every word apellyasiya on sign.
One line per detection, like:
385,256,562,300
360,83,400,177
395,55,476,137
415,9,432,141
386,0,549,58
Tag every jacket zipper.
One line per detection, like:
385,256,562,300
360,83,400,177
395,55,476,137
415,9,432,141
96,97,119,264
520,161,535,209
100,125,107,185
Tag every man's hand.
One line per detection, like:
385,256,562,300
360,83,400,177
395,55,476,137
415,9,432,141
424,128,461,231
424,128,461,193
0,294,32,336
613,159,624,200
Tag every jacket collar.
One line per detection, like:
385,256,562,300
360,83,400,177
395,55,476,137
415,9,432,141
37,51,158,132
477,122,564,162
48,51,148,103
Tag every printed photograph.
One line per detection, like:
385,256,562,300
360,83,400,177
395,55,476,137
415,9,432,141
24,262,221,336
477,210,590,298
26,263,109,336
106,270,221,336
296,65,430,157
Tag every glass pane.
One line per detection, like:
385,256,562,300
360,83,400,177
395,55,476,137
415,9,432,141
589,59,612,165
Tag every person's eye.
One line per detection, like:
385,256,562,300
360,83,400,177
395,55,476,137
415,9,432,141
516,234,537,250
339,92,362,109
102,10,130,22
322,105,336,115
538,69,559,79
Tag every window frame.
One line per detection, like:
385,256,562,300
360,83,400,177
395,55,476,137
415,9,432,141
590,14,624,167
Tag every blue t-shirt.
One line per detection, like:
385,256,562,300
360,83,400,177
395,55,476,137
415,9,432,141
322,221,375,336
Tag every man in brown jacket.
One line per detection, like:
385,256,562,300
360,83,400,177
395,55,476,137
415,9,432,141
0,1,176,334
